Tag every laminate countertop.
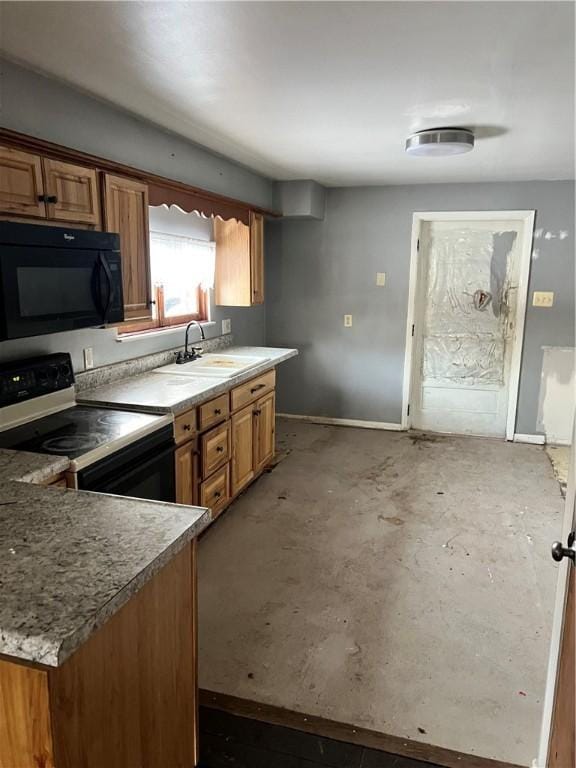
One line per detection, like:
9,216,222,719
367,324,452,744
0,447,69,485
78,346,298,414
0,479,210,667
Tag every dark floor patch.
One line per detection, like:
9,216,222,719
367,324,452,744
378,515,405,526
199,707,442,768
409,432,442,446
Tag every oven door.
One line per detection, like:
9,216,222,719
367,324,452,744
0,246,124,340
76,427,176,503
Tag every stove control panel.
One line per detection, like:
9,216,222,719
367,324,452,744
0,353,74,407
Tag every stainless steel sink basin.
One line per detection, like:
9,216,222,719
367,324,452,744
153,353,269,378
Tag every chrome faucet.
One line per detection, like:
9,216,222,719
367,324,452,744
175,320,206,364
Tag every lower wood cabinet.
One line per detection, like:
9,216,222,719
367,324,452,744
254,390,276,472
231,404,255,496
174,370,277,522
175,440,198,506
200,464,230,518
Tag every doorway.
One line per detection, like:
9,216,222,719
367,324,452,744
403,211,535,439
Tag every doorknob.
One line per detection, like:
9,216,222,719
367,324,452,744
551,532,576,564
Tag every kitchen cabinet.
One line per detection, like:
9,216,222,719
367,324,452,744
43,159,100,225
231,404,255,495
102,173,153,321
254,390,276,472
175,440,198,506
0,541,198,768
174,369,276,521
0,146,101,226
200,464,230,518
214,211,265,306
0,146,46,217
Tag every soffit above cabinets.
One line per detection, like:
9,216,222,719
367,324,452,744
1,1,574,186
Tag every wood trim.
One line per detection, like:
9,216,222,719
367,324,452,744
199,690,524,768
548,567,575,768
0,127,280,221
149,182,250,225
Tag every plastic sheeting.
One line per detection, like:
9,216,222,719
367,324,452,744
422,228,517,385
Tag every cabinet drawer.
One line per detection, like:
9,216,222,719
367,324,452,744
201,421,231,479
174,409,197,444
200,464,229,517
231,370,275,412
198,393,230,432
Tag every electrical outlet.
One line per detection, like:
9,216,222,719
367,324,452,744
376,272,386,287
83,347,94,370
533,291,554,307
222,318,232,334
344,314,353,327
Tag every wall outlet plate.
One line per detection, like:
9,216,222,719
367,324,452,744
533,291,554,307
376,272,386,287
222,319,232,334
344,314,353,327
83,347,94,370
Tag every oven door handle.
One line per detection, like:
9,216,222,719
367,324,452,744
98,253,113,324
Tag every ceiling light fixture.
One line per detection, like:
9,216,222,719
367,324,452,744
405,128,475,157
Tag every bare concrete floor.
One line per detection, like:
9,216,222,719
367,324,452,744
198,421,565,767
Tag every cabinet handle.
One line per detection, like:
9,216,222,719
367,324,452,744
37,194,48,203
214,491,221,499
182,423,192,431
46,195,58,204
253,409,261,416
216,446,224,453
250,384,266,393
214,408,221,415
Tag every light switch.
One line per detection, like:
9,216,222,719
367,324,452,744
344,314,353,327
533,291,554,307
376,272,386,287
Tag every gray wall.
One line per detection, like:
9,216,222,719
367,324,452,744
0,59,268,372
266,181,575,434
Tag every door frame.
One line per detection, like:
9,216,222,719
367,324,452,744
401,210,535,440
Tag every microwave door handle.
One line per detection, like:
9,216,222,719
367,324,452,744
98,253,113,323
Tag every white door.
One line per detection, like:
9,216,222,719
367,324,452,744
411,218,529,438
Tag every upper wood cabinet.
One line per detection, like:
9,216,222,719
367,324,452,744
214,211,264,306
0,146,100,226
0,146,46,217
43,159,100,225
102,173,153,321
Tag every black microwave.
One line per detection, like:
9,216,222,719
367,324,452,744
0,222,124,341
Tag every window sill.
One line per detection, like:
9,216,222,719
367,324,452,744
115,321,216,343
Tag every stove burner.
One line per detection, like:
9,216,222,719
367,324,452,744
42,433,106,454
96,412,126,427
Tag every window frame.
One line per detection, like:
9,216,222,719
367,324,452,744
118,228,212,336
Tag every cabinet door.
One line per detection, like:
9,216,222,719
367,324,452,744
231,404,255,496
214,217,251,306
43,159,101,225
103,174,153,321
0,146,46,218
250,212,264,305
254,391,275,472
175,441,198,506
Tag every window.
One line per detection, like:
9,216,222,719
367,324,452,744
149,231,215,327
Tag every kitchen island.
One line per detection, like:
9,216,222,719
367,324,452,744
0,450,211,768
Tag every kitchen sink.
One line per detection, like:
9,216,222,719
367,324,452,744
153,353,270,378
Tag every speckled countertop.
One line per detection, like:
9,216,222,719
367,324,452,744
0,480,210,667
0,448,69,485
78,346,298,414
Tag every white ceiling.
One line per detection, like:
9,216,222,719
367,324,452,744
1,1,574,186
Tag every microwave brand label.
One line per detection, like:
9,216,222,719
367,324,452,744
63,234,75,241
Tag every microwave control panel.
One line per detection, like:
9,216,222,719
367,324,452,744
0,353,74,408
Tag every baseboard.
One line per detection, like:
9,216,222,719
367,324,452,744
277,413,405,431
513,433,546,445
